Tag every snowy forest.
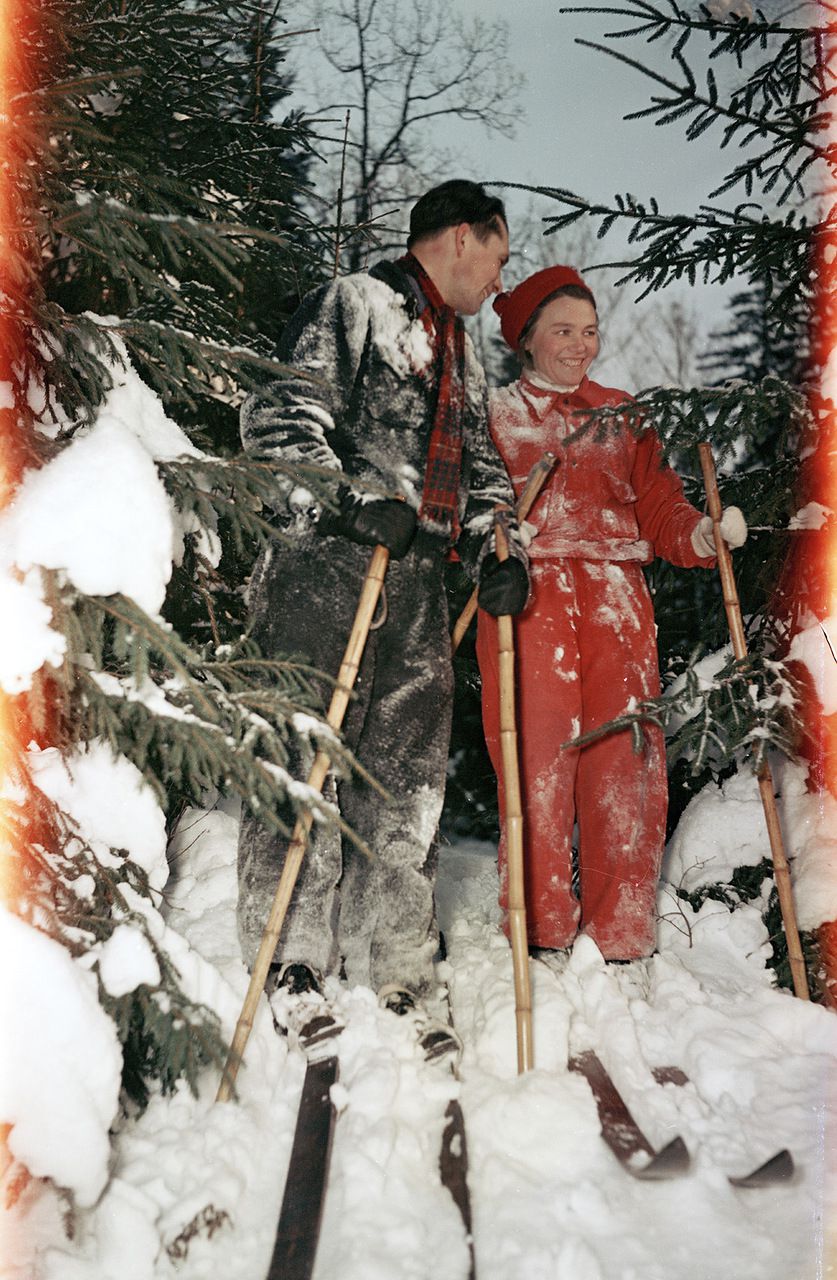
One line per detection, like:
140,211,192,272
1,1,835,1277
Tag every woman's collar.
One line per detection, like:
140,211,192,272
525,370,581,394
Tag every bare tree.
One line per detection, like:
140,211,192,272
618,298,704,391
293,0,524,268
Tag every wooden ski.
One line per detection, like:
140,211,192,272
379,979,476,1278
650,1064,795,1188
267,1005,343,1280
439,1096,476,1280
569,1050,794,1187
569,1049,691,1180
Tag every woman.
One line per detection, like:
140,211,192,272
477,265,746,960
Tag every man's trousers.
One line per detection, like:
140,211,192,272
237,531,452,995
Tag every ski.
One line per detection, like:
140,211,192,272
266,994,343,1280
534,957,793,1186
438,1035,476,1280
439,1098,474,1278
380,985,476,1279
569,1050,794,1187
569,1049,691,1180
650,1065,795,1188
727,1147,795,1188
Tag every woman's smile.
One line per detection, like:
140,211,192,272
525,295,600,386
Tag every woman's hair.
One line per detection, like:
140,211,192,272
518,283,598,368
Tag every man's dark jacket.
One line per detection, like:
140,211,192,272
241,260,524,571
235,260,525,992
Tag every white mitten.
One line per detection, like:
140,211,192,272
518,520,538,549
691,505,748,558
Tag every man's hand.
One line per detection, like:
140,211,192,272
477,553,529,616
318,488,417,559
691,506,747,559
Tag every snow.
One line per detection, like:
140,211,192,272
0,330,208,616
93,332,201,463
664,645,731,739
663,765,776,892
789,613,837,716
0,566,66,693
28,740,170,893
98,925,161,997
0,906,122,1208
0,415,175,614
664,758,837,932
788,501,832,531
4,778,836,1279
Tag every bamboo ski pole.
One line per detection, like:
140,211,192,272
698,442,810,1001
494,509,534,1071
217,542,391,1101
450,451,557,656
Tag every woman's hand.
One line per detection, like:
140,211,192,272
518,520,538,549
691,506,748,558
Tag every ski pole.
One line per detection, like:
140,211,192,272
217,542,391,1101
451,451,557,656
698,442,810,1001
494,507,534,1071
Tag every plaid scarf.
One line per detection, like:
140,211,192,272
397,253,466,540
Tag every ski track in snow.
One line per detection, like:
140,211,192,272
5,803,837,1280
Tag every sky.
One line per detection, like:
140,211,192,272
278,0,808,387
435,0,742,382
443,0,735,236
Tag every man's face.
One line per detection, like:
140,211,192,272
449,223,510,315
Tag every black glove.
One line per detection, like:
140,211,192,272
477,553,529,617
318,488,417,559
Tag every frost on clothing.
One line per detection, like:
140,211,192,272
238,535,451,992
238,262,522,995
487,376,713,567
478,374,711,959
240,267,525,575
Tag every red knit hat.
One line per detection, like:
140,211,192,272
493,265,590,350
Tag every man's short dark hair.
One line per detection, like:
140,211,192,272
407,180,507,249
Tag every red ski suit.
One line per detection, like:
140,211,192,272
476,375,712,958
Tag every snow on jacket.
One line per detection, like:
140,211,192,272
489,374,710,566
241,261,524,579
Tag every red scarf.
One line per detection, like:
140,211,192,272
397,253,466,540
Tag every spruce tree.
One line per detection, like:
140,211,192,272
0,0,346,1114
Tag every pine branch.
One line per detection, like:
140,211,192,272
1,779,227,1110
566,648,810,776
505,182,816,304
555,375,811,456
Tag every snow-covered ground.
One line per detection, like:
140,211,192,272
4,761,837,1280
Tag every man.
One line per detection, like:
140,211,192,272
238,180,528,1001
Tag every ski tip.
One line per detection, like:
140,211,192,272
728,1148,795,1189
631,1135,691,1181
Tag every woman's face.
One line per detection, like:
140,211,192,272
525,295,599,386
